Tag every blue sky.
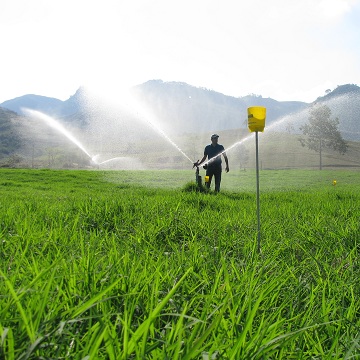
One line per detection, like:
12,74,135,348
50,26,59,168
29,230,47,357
1,0,359,103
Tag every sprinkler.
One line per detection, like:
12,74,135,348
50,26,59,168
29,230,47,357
193,161,202,188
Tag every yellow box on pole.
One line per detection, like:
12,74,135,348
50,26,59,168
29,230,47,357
247,106,266,132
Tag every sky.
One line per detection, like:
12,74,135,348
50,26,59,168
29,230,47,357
1,0,360,104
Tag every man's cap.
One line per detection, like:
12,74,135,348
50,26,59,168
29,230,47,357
211,134,219,139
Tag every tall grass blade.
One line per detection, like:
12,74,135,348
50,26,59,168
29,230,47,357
0,326,14,360
126,267,193,357
0,269,35,343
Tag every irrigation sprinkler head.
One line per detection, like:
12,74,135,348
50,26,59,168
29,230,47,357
193,160,199,169
195,169,202,187
91,154,100,165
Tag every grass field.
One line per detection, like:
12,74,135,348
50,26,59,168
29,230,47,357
1,168,359,359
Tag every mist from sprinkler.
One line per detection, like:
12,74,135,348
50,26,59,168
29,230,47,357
200,106,311,165
22,87,318,171
113,90,194,165
22,89,195,168
23,109,129,167
24,108,93,159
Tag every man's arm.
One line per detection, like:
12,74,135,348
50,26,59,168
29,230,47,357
193,155,207,168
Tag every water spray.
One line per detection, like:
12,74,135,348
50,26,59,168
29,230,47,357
118,92,194,165
247,106,266,254
145,122,193,164
22,109,143,169
23,108,93,160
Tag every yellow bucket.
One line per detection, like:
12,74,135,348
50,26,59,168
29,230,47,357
247,106,266,132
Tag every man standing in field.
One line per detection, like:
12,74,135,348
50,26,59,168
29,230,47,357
193,134,229,192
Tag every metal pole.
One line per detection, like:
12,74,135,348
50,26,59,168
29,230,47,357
255,131,261,253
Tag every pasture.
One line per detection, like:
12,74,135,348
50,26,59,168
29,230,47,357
1,168,359,359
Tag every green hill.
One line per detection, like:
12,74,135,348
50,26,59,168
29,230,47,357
0,107,22,158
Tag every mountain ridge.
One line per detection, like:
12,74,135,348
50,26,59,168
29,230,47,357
1,80,310,118
0,81,359,145
0,81,359,169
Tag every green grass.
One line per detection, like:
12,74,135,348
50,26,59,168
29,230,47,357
0,169,359,359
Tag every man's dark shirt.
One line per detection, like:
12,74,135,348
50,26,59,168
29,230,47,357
204,144,225,167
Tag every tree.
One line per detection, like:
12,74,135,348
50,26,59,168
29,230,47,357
299,104,347,170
